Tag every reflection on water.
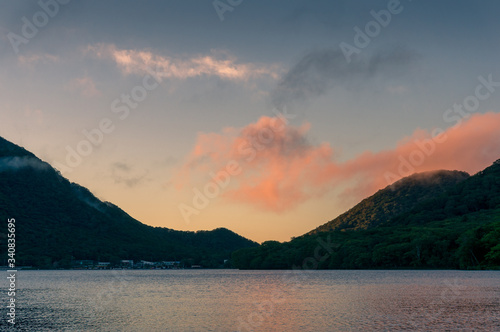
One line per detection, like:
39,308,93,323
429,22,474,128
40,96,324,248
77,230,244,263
1,270,499,331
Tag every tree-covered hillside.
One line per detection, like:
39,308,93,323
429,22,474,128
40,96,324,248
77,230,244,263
233,160,500,270
0,137,258,268
309,170,470,234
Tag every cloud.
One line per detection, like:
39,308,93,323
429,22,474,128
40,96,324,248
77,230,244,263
112,161,131,172
87,43,282,81
271,45,419,108
66,76,102,98
110,162,148,188
114,175,146,188
17,53,59,66
176,116,331,212
176,112,500,212
0,156,50,172
353,112,500,192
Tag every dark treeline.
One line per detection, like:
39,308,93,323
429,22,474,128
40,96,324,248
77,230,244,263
232,160,500,270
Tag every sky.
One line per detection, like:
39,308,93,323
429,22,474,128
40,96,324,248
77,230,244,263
1,0,500,243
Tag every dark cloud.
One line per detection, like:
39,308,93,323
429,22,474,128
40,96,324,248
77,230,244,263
112,161,131,172
271,45,420,109
113,175,147,188
110,162,148,188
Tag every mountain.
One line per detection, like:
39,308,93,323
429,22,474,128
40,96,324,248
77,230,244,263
308,170,470,234
0,136,36,158
232,160,500,270
0,137,258,268
388,160,500,226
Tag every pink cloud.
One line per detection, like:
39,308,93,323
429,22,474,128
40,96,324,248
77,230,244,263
176,112,500,212
338,112,500,199
87,43,281,81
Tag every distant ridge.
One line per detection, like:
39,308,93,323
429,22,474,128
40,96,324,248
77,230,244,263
308,170,470,234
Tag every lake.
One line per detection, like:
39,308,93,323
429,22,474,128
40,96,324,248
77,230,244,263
1,270,499,331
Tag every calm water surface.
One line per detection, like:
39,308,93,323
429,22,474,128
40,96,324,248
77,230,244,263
1,270,499,331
